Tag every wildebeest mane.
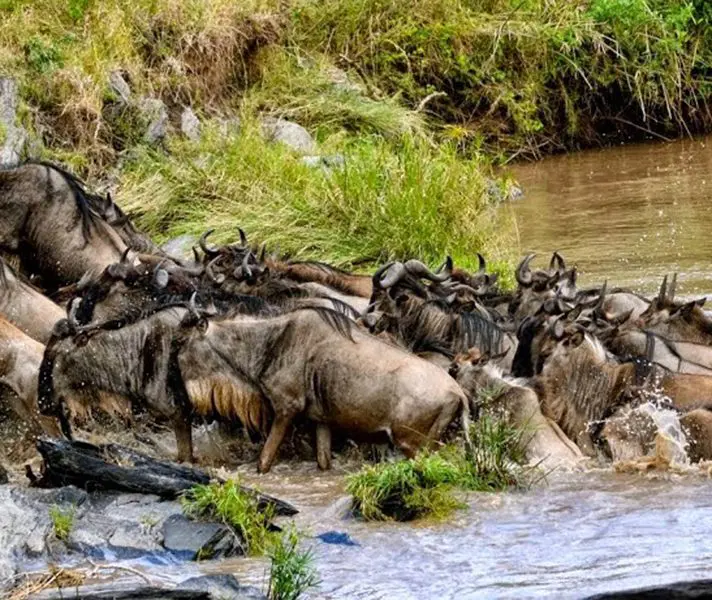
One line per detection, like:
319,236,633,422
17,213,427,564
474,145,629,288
294,306,355,342
27,160,104,243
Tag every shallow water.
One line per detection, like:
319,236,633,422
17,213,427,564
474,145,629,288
511,136,712,296
201,466,712,599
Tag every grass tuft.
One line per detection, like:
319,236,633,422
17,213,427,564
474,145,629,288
48,505,75,542
267,525,320,600
346,415,526,522
181,479,276,556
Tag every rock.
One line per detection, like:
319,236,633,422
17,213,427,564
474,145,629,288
138,97,169,144
0,487,49,582
325,66,364,94
316,530,359,546
584,579,712,599
162,514,241,560
161,234,198,262
181,107,201,141
0,77,27,167
108,71,131,104
0,464,7,485
260,117,316,154
27,574,266,600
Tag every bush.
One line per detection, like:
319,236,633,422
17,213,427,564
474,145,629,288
181,479,276,556
346,415,527,521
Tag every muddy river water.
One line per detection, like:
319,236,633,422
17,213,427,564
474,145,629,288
191,139,712,599
510,136,712,296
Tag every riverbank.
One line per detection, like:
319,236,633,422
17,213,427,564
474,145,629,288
1,0,711,272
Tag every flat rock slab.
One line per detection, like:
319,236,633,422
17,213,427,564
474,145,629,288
26,574,265,600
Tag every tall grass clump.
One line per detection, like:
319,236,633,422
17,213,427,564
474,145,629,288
346,415,527,522
181,479,276,556
267,526,320,600
119,122,514,273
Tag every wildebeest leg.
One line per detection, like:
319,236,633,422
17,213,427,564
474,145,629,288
258,415,292,474
173,414,194,463
316,423,331,470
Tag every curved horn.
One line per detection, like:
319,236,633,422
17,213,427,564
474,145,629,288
258,242,267,263
436,255,454,276
669,272,678,304
68,297,81,330
516,253,535,286
120,248,131,263
205,257,225,284
371,262,396,290
192,246,200,264
404,259,450,282
199,229,219,258
549,251,566,275
594,280,608,314
658,274,668,305
242,253,254,279
188,291,201,320
238,228,247,247
379,263,408,289
477,253,486,274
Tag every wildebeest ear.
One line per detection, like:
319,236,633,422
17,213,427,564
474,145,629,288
448,362,460,378
154,268,169,289
565,304,583,322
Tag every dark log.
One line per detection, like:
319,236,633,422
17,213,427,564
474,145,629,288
29,438,297,516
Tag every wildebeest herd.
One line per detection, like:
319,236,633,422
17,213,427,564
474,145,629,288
2,161,712,474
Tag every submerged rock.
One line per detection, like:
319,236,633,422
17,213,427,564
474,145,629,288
261,117,316,154
162,513,241,560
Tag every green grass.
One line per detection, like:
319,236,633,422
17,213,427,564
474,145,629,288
119,121,515,273
346,415,527,522
267,526,320,600
181,479,276,556
49,504,75,542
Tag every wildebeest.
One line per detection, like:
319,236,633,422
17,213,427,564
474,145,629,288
0,316,60,438
0,162,162,289
179,304,472,473
450,350,584,470
38,306,194,455
0,257,65,343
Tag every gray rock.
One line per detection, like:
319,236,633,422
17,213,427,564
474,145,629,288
109,71,131,104
0,77,27,167
325,66,364,94
162,513,241,560
161,234,198,262
181,107,201,141
138,97,170,144
27,574,266,600
261,117,316,154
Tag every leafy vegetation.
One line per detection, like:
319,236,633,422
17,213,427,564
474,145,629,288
48,504,75,542
346,415,527,521
182,480,319,599
267,525,320,600
1,0,711,271
181,479,276,556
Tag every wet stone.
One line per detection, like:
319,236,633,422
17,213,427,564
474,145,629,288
162,513,241,560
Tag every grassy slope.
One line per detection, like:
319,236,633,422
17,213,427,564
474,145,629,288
0,0,710,271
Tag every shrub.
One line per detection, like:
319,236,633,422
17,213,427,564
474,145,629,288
267,526,320,600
